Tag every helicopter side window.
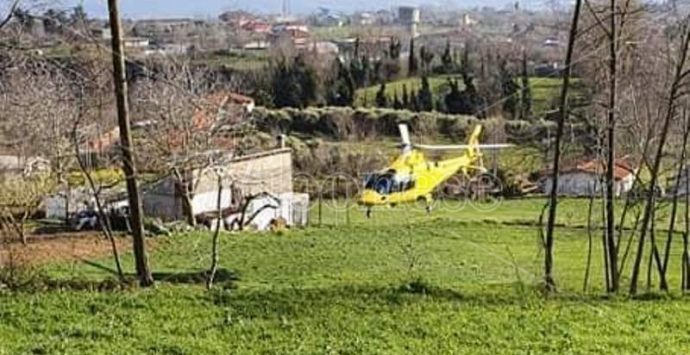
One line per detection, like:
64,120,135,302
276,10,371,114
374,175,394,195
364,172,397,195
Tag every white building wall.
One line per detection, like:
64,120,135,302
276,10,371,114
543,172,634,197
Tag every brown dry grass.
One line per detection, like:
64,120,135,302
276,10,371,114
0,232,134,266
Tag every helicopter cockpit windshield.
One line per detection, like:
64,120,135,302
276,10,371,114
364,170,416,195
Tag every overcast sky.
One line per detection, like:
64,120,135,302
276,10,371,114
59,0,544,19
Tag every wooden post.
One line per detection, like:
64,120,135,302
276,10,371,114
107,0,153,287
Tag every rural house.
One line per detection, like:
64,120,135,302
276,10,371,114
0,155,50,179
542,158,636,197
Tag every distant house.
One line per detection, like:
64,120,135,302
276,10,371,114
243,40,271,51
90,26,112,40
271,25,311,48
123,37,150,49
237,19,271,34
543,37,562,48
0,155,50,179
541,158,636,197
304,41,339,55
353,12,375,26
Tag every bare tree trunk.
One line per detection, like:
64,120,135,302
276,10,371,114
630,18,690,294
600,178,611,291
72,124,125,281
604,0,619,293
584,190,596,292
107,0,153,287
207,175,223,290
684,179,690,291
661,111,690,290
543,0,583,293
173,169,196,227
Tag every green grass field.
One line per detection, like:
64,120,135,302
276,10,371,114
2,199,690,354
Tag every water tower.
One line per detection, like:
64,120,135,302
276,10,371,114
398,6,420,38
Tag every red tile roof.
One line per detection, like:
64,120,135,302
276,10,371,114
560,157,636,181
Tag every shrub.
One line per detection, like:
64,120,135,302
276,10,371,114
252,106,555,143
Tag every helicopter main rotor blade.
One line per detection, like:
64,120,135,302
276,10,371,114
416,144,514,150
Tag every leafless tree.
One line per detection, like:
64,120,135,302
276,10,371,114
543,0,583,293
630,14,690,295
131,59,246,226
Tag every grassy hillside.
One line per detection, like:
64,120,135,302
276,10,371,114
355,76,581,118
2,199,690,354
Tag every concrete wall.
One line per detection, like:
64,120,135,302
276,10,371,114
543,172,633,197
142,149,293,222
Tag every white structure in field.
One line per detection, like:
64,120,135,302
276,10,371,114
142,148,298,226
224,192,309,230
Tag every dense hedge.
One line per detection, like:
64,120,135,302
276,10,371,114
252,106,558,144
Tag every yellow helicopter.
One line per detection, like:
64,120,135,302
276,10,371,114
359,124,512,217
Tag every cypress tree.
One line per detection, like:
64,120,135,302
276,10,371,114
375,83,388,108
418,76,434,111
408,37,418,76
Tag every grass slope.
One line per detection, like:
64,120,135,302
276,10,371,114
355,76,580,118
2,200,690,354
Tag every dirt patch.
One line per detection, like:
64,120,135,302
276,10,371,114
0,232,136,266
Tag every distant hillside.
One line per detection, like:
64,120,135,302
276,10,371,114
75,0,516,19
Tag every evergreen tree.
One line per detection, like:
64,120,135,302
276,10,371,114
271,55,319,108
441,39,453,67
408,37,418,76
381,37,402,80
499,60,520,119
420,45,434,74
327,59,355,106
272,58,303,108
71,4,87,25
294,55,319,107
388,37,402,60
444,78,463,114
354,37,361,58
375,83,388,108
460,73,484,116
418,76,434,111
461,41,473,77
402,84,410,108
350,37,371,87
410,88,420,112
520,51,533,120
393,91,403,110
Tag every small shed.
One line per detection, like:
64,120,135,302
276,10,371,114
142,148,293,222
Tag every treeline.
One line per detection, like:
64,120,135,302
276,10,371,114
255,38,536,120
252,106,558,144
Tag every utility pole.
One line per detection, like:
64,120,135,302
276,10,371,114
107,0,154,287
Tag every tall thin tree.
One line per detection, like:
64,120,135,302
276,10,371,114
107,0,153,287
543,0,583,293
